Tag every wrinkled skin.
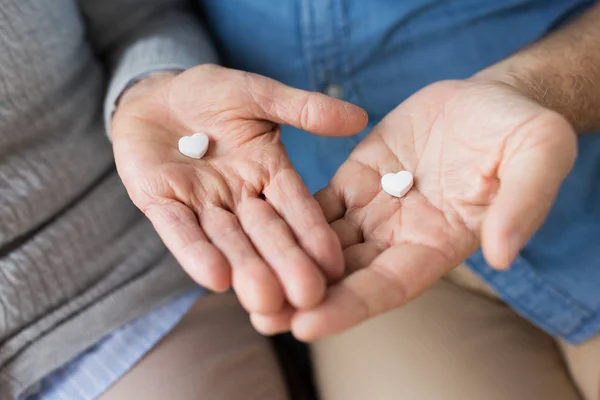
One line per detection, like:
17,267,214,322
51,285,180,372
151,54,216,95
111,64,368,315
251,79,577,341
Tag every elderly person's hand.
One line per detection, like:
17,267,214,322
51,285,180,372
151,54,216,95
110,64,368,315
252,78,577,339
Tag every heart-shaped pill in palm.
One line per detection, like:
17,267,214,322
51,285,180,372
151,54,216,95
381,170,414,198
178,133,209,159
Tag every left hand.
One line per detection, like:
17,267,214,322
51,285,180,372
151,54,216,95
251,78,577,340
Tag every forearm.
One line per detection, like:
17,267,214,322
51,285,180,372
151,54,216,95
475,3,600,134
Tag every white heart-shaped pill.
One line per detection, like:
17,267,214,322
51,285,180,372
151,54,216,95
381,170,414,198
178,133,209,159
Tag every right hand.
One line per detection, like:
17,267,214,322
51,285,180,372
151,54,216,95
111,64,368,314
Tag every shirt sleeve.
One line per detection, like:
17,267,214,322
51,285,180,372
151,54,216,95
77,0,219,140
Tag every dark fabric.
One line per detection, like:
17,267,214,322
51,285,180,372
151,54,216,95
271,334,318,400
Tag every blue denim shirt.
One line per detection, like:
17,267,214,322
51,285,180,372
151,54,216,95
198,0,600,344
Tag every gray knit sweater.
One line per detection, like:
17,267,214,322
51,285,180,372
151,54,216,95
0,1,216,397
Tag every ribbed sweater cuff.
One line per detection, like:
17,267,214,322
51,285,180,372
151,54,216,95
103,15,218,140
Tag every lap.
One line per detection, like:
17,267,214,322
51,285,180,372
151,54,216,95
559,334,600,400
310,265,582,400
98,292,290,400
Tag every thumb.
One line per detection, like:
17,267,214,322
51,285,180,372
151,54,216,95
243,73,368,136
481,115,577,270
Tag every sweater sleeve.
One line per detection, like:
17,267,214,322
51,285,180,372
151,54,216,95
77,0,219,140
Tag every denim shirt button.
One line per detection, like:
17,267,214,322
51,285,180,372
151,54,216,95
324,83,343,99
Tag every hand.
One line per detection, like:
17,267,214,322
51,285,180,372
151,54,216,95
111,64,368,315
253,79,577,340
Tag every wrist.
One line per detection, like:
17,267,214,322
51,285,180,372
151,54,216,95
470,56,537,96
110,71,180,141
470,59,589,133
469,4,600,135
116,71,180,109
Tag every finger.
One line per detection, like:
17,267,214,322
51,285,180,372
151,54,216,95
243,72,368,136
327,157,383,214
482,120,577,270
314,155,382,225
314,185,346,223
237,198,327,309
291,243,455,341
343,242,380,274
330,219,363,249
264,167,345,280
250,305,295,336
200,206,285,314
143,201,231,292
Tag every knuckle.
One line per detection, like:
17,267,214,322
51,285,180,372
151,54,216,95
299,92,316,131
142,200,186,231
258,147,286,184
125,174,172,212
370,266,409,309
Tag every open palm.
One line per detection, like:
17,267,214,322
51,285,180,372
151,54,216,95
111,65,368,315
287,79,577,340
